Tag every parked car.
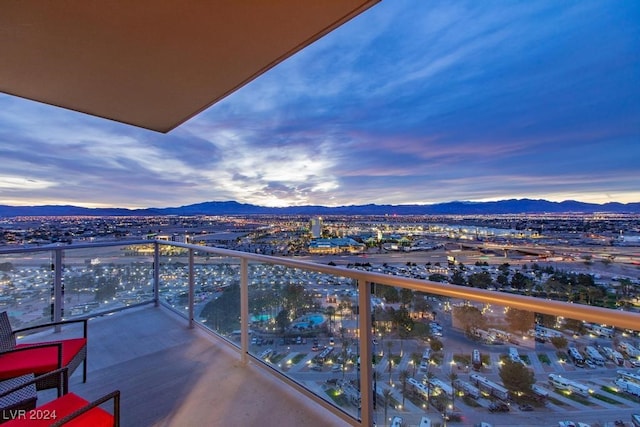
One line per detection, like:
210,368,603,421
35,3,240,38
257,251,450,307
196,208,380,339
518,404,533,411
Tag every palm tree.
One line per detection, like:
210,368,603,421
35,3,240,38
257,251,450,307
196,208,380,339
340,328,348,380
425,371,435,411
448,371,458,409
399,369,410,408
325,306,335,333
410,352,422,376
382,388,393,426
386,341,394,384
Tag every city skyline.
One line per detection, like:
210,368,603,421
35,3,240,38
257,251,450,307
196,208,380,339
1,1,639,209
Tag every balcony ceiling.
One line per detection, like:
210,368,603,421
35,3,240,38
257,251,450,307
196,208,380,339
0,1,379,133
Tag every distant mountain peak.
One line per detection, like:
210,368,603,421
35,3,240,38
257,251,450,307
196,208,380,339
0,199,638,217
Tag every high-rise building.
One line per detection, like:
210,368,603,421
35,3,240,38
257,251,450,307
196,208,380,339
310,217,323,238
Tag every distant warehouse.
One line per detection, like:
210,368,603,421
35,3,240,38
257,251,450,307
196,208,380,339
308,238,365,254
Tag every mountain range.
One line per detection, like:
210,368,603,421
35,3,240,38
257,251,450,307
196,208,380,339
0,199,639,217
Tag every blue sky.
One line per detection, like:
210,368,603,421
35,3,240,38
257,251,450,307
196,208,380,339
1,0,639,209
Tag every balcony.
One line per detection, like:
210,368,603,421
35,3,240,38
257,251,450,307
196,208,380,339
1,241,639,426
25,305,345,426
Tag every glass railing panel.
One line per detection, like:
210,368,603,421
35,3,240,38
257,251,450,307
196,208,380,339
156,244,191,315
61,244,155,318
371,284,440,427
158,248,242,340
192,253,241,338
0,250,54,328
246,263,361,420
370,284,640,427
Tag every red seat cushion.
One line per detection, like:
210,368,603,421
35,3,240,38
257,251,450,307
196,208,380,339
0,339,86,379
3,392,113,427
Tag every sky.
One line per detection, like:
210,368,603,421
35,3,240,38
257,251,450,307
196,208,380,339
1,1,639,209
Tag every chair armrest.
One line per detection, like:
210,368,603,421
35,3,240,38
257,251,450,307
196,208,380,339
0,368,68,399
51,390,120,427
12,318,88,339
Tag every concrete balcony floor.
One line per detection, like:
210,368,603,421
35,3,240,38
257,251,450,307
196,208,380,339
31,306,349,427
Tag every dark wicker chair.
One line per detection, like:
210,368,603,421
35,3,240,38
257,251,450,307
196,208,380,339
0,368,119,427
0,373,37,424
0,312,87,396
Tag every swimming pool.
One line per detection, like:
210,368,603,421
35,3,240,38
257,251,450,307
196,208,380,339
250,314,272,323
290,313,327,330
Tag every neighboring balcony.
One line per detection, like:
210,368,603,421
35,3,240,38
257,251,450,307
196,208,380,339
0,241,639,427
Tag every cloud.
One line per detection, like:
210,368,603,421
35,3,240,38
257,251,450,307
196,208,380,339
0,0,638,208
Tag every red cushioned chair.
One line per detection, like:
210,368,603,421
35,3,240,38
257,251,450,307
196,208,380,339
0,312,87,396
0,369,119,427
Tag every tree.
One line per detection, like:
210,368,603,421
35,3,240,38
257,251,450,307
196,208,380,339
325,306,336,333
381,285,399,303
382,388,393,426
499,359,535,397
386,340,394,382
537,313,556,329
587,286,604,306
340,328,349,379
505,307,534,334
544,276,568,299
282,283,307,315
496,273,509,288
428,273,447,282
510,271,531,290
399,369,410,407
448,371,458,409
275,309,290,335
424,371,435,410
451,271,466,286
399,288,414,307
394,306,414,356
498,263,511,273
413,297,431,318
411,352,422,376
452,305,486,333
467,271,492,289
564,318,585,335
200,284,241,333
550,336,568,350
429,338,443,353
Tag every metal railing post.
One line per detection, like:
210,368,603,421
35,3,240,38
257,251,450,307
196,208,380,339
240,258,249,365
53,248,63,331
188,248,195,329
153,242,160,307
358,279,373,427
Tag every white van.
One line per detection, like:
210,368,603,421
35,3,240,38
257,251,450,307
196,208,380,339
390,416,403,427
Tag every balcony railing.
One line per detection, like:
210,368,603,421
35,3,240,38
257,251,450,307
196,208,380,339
0,240,638,426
